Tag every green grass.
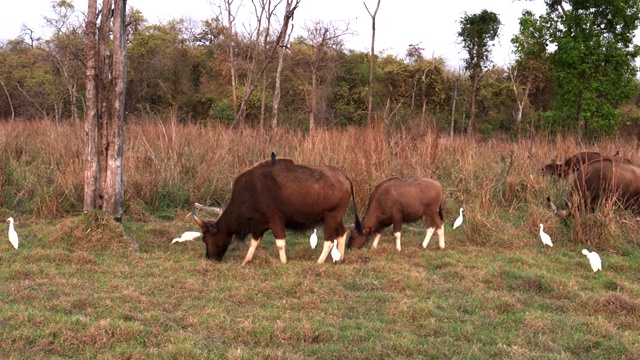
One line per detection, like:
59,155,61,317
1,120,639,358
1,213,638,359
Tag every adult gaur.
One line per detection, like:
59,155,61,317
548,158,640,216
541,151,632,178
192,158,361,264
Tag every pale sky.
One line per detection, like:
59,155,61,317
1,0,549,68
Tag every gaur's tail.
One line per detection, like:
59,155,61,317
349,180,363,234
438,202,444,222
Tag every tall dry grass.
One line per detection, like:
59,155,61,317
0,118,638,249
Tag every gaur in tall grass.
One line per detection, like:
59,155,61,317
548,158,640,216
191,157,361,264
541,151,632,178
347,177,445,252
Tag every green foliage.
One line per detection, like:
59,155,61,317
3,4,640,136
209,99,234,124
458,10,502,75
542,0,640,138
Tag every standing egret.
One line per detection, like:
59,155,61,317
309,229,318,249
6,217,18,249
330,239,341,263
171,231,202,244
539,224,553,250
582,249,602,272
453,208,464,229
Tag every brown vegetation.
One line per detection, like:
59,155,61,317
0,118,638,250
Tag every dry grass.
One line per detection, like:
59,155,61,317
1,118,639,250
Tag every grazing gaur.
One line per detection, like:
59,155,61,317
541,151,632,178
191,158,361,264
347,177,445,252
548,159,640,216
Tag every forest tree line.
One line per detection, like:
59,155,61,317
1,0,640,139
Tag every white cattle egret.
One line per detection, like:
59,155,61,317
582,249,602,272
539,224,553,249
330,239,341,263
453,208,464,229
6,217,18,249
309,229,318,249
171,231,202,244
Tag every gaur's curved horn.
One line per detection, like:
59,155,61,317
547,196,571,218
546,196,557,212
194,202,223,218
214,199,225,213
191,208,207,232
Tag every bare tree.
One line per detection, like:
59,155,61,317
271,0,300,130
450,67,462,138
508,66,530,129
258,0,275,130
220,0,239,113
236,0,279,126
234,0,299,126
364,0,380,125
299,22,348,131
42,1,85,122
84,0,127,221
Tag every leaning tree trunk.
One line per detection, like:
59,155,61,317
272,0,298,131
365,0,381,126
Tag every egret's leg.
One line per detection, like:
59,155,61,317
422,227,436,249
242,237,261,265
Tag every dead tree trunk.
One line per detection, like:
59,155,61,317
83,0,127,221
103,0,126,220
83,0,99,211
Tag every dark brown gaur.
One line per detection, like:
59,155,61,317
548,158,640,216
347,177,445,251
541,151,632,178
191,157,361,264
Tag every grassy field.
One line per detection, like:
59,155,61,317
1,119,639,359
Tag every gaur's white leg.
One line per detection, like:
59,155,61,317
337,231,347,261
242,237,261,265
317,241,333,263
275,239,287,264
371,233,382,249
394,232,402,251
437,225,445,249
422,227,435,249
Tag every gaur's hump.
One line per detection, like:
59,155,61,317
252,157,296,169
